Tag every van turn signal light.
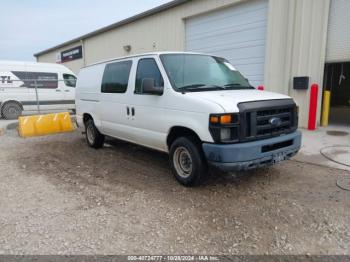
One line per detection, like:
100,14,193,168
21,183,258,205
210,114,233,124
220,115,232,124
210,116,219,124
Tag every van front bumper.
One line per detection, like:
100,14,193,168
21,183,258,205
202,130,302,171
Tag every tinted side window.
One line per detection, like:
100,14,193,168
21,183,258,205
63,74,77,87
12,71,58,89
101,60,132,93
135,58,164,94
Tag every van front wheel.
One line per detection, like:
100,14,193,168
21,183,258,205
169,137,208,186
85,119,105,149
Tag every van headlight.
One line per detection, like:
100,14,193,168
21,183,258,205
209,113,240,143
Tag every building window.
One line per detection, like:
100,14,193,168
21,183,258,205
135,58,164,94
101,60,132,93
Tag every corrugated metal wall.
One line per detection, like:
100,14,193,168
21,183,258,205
265,0,330,127
37,40,84,74
38,0,243,72
36,0,332,127
83,0,243,64
185,0,268,87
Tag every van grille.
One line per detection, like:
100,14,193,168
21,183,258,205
238,99,297,142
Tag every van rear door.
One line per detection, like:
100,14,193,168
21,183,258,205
0,63,29,108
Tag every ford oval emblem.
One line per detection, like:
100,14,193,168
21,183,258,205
269,117,282,127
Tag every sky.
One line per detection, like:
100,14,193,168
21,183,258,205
0,0,170,61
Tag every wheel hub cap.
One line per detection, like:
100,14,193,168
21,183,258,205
87,125,95,144
173,147,193,178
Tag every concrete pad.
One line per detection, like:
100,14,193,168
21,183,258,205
321,146,350,166
295,125,350,171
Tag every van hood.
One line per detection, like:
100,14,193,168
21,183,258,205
184,89,292,112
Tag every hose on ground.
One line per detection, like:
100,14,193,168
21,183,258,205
320,145,350,191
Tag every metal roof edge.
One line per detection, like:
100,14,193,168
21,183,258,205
33,0,189,57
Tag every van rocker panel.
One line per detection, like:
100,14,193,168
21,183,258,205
202,130,301,171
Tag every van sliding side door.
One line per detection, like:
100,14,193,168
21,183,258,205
98,60,134,141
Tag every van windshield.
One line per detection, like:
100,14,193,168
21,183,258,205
160,54,253,92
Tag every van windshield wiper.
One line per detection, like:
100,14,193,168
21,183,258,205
179,84,225,92
223,83,254,89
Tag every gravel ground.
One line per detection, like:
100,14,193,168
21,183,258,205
0,126,349,255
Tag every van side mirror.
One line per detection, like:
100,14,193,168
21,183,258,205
142,78,163,95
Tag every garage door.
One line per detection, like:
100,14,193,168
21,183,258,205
185,0,268,87
326,0,350,62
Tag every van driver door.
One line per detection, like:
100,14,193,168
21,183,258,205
127,57,168,151
62,73,76,110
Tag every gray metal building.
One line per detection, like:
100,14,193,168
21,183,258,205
34,0,350,128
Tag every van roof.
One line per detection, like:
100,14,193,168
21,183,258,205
84,51,215,68
0,60,63,68
0,60,75,74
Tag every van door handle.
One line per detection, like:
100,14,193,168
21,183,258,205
56,89,62,92
64,90,70,92
131,107,135,116
126,107,130,116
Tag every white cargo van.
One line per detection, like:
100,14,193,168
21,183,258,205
76,52,301,186
0,61,76,119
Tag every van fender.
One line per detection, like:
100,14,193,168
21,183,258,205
0,99,23,112
82,112,102,129
166,115,214,147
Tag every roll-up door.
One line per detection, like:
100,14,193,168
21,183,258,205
326,0,350,62
185,0,268,87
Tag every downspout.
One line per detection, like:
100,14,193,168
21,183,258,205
80,39,86,66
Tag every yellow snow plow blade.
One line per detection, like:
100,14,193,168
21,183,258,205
18,112,75,138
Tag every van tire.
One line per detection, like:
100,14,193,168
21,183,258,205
169,137,208,187
85,119,105,149
1,101,22,120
